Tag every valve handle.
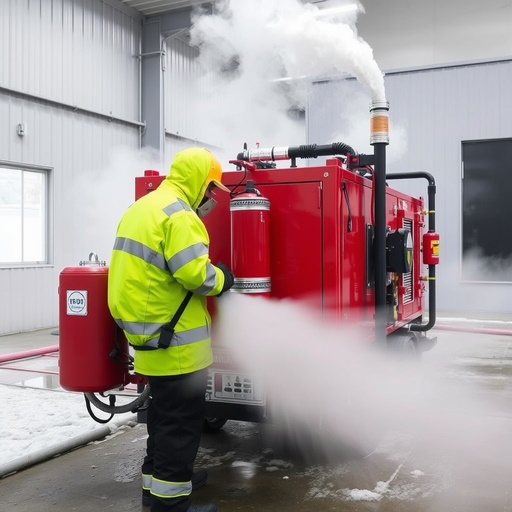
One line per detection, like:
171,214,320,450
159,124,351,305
79,251,106,267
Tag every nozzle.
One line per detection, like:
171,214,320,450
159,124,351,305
245,180,257,193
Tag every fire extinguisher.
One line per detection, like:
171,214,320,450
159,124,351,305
58,252,130,393
423,231,440,265
230,180,271,297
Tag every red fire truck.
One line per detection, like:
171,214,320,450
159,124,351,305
59,98,438,430
59,142,438,430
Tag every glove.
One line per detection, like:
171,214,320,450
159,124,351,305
216,262,234,295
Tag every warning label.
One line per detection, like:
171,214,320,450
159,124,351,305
66,290,88,316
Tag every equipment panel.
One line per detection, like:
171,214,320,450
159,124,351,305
206,370,265,405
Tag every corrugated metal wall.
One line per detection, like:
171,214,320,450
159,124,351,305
307,60,512,312
0,0,141,335
164,36,200,141
0,0,140,119
163,35,220,161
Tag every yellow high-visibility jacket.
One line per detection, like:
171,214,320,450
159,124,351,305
107,149,225,376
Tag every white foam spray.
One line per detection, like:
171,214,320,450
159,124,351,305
214,293,512,504
215,294,422,453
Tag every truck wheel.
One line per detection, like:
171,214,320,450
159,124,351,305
388,333,420,358
203,417,228,432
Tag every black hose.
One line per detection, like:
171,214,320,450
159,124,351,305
84,394,114,424
288,142,356,159
84,384,151,416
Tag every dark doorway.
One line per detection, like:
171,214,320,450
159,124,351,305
462,139,512,282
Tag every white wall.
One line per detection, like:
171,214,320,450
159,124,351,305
0,0,142,335
358,0,512,71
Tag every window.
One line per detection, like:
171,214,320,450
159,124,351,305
462,139,512,282
0,165,49,265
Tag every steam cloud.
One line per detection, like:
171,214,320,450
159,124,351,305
191,0,385,101
72,146,163,265
71,1,392,267
187,0,386,158
215,293,424,456
215,293,512,504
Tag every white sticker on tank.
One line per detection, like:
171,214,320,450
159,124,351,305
67,290,88,316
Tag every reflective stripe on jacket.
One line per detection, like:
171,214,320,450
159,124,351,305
107,164,225,376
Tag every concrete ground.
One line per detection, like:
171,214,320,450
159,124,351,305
1,316,512,512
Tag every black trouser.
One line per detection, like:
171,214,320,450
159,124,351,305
142,369,207,512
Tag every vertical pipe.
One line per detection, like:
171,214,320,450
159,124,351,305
385,172,438,332
426,182,437,328
138,25,143,150
370,101,390,344
412,180,437,332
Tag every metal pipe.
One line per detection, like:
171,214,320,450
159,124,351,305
0,86,145,129
373,143,387,343
386,171,437,332
135,50,165,57
237,142,356,162
0,346,59,364
370,101,390,345
138,27,144,148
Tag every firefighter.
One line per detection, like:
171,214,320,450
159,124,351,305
108,147,234,512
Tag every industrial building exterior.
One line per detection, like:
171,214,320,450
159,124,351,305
1,0,512,335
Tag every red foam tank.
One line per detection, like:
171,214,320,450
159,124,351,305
58,261,129,392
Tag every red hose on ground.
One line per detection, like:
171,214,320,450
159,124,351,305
0,346,59,364
0,324,509,365
434,324,512,336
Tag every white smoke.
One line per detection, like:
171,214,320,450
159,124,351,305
267,3,386,102
461,247,512,283
192,0,384,101
325,87,407,163
72,146,163,265
188,0,386,156
215,293,512,503
215,294,426,459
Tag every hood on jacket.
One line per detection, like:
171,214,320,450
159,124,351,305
166,147,227,210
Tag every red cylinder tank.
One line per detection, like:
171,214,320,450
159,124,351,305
58,260,129,392
230,181,271,296
423,231,440,265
